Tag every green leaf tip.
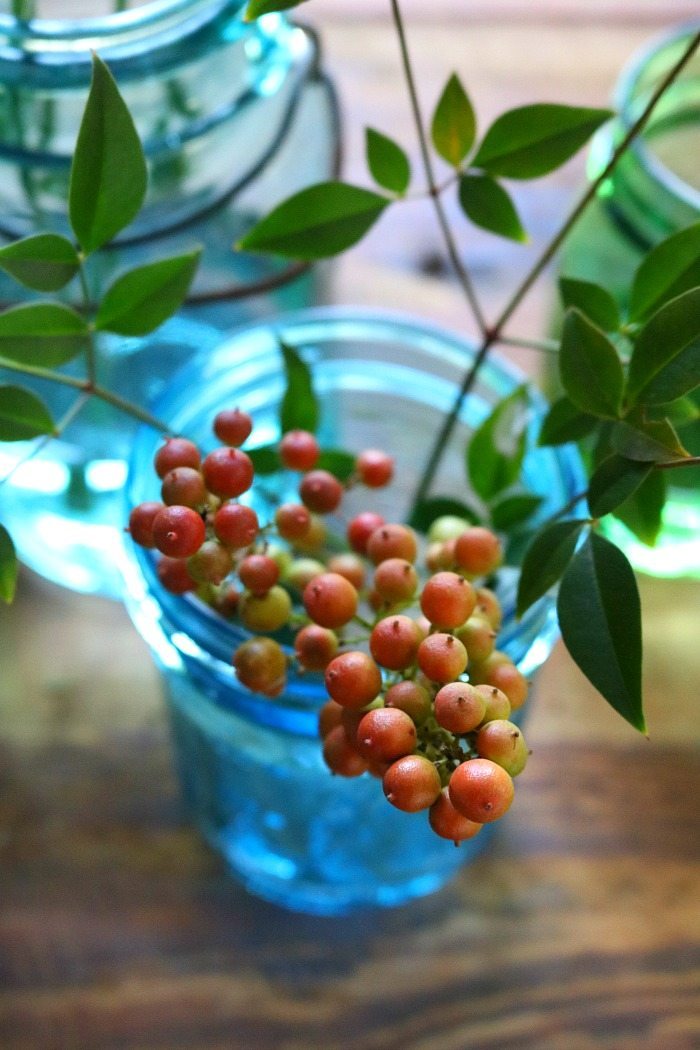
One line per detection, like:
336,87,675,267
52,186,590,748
278,338,319,434
0,524,18,604
431,74,476,168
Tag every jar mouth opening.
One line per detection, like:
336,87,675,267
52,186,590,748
615,19,700,212
0,1,242,40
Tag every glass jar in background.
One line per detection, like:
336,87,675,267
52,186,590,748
123,308,585,915
0,0,340,596
556,21,700,578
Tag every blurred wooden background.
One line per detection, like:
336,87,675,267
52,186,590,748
1,2,699,1048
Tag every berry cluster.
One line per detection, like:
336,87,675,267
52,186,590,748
129,410,530,845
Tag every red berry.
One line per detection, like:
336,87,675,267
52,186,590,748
417,632,468,683
213,503,259,548
233,637,287,696
156,555,196,594
327,553,366,591
481,660,529,711
128,501,164,548
318,699,344,739
154,437,201,478
369,614,422,671
434,681,485,734
420,571,476,629
299,469,344,514
454,615,496,664
324,651,382,709
294,624,339,672
322,725,368,778
357,707,416,763
202,447,254,499
303,572,358,629
474,684,512,724
279,430,320,471
238,554,280,596
160,466,206,508
429,788,483,843
454,527,503,577
355,448,394,488
449,758,514,823
187,539,233,585
213,408,253,447
373,558,418,604
384,680,432,725
347,511,385,554
275,502,312,542
382,755,442,812
475,587,503,629
475,719,529,776
152,504,205,558
366,523,418,565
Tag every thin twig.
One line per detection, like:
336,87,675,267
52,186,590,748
496,334,561,355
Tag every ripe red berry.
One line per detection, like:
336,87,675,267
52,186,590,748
154,437,201,478
434,681,485,734
160,466,207,508
279,429,320,471
420,571,476,629
366,523,418,565
454,526,503,577
233,636,287,696
152,504,205,558
382,755,442,812
213,502,259,548
384,680,432,725
373,558,418,604
294,624,338,671
369,614,422,670
303,572,358,629
356,707,416,763
202,447,254,499
156,555,197,594
238,554,280,596
128,501,164,548
474,586,503,629
327,553,366,591
417,632,468,683
275,502,312,542
429,788,483,844
213,408,253,447
355,448,394,488
449,758,514,823
480,660,529,711
318,699,344,739
475,719,529,776
347,511,385,554
322,725,369,778
299,469,344,514
324,650,382,709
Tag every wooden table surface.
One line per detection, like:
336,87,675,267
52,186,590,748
2,3,699,1048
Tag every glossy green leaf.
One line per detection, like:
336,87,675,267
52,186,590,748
237,182,390,260
471,104,612,179
587,454,654,517
245,0,309,17
490,492,542,531
516,518,587,618
559,308,624,418
660,394,700,428
458,173,527,242
279,340,318,434
611,418,688,463
629,221,700,321
246,444,280,475
95,250,201,336
317,448,356,483
467,384,530,502
365,128,411,195
431,74,476,168
0,234,80,292
69,54,147,254
0,524,17,604
0,385,54,440
612,470,666,547
558,276,620,331
557,532,644,732
626,288,700,406
0,303,89,368
408,496,480,533
538,395,599,446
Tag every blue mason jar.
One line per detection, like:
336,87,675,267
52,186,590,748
122,308,585,915
556,21,700,578
0,0,339,596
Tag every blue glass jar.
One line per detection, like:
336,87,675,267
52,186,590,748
557,21,700,578
123,308,585,915
0,0,339,595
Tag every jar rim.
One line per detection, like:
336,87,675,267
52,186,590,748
615,18,700,213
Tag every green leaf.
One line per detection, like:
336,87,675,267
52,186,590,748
557,532,644,732
629,221,700,322
279,339,318,434
237,182,390,260
538,395,599,446
95,250,201,336
0,385,54,440
408,496,480,533
559,276,620,331
0,303,89,368
0,524,18,604
471,103,612,179
365,128,411,196
611,418,688,463
658,394,700,428
317,448,356,483
587,454,654,517
516,518,587,618
458,173,527,242
612,470,666,547
0,234,80,292
490,492,542,531
245,0,309,17
559,308,624,418
69,54,147,254
431,74,476,168
467,384,530,502
626,287,700,406
246,444,280,475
